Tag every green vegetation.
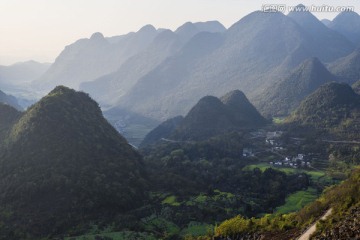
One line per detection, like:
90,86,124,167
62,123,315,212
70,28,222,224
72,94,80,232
143,217,181,236
0,86,148,239
273,117,286,124
312,167,360,238
275,187,318,214
0,81,358,240
181,222,213,237
287,82,360,141
162,195,181,206
243,164,325,182
139,134,311,239
212,168,360,239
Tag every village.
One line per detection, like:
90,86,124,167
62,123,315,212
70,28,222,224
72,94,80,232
242,130,324,170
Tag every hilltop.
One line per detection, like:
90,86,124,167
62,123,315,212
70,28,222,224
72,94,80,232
0,86,147,239
142,90,266,144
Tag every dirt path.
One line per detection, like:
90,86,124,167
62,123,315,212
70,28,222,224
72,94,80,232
297,208,333,240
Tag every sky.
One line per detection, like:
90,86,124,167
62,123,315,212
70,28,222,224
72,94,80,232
1,0,359,65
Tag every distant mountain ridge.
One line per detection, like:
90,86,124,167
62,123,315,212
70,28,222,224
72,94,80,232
0,89,22,110
33,25,160,91
20,10,360,129
116,10,355,120
175,21,226,42
0,60,49,90
80,21,226,105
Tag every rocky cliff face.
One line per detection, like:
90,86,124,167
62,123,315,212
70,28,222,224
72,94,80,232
313,207,360,240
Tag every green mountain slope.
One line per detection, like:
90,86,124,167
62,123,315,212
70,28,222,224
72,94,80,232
221,90,267,126
170,90,266,141
172,96,233,141
287,82,360,133
0,86,147,239
0,104,21,145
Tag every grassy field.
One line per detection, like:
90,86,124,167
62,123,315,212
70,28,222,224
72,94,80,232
162,195,181,206
273,117,286,124
243,163,326,181
274,187,319,214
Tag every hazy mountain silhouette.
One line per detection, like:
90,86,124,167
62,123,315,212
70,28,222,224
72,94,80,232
329,48,360,84
287,4,354,62
80,29,183,105
175,21,226,42
0,89,22,110
119,30,224,120
254,58,335,117
321,19,331,27
33,26,159,91
328,11,360,44
80,21,226,106
0,61,49,88
118,11,353,120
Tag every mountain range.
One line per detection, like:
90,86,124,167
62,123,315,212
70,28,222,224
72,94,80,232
3,6,360,144
32,25,160,91
14,8,355,123
115,9,354,121
79,21,226,106
0,60,49,89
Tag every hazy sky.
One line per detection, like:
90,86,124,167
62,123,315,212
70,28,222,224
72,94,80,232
1,0,359,65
